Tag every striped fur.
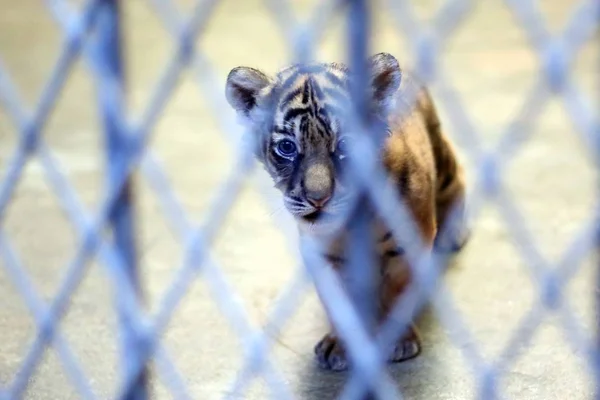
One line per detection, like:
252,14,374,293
226,53,469,371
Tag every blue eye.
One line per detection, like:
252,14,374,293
275,139,297,158
336,138,349,159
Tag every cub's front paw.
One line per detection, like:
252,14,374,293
314,333,349,371
388,327,421,363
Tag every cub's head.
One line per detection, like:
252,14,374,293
225,53,401,234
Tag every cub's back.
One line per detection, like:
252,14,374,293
383,72,438,194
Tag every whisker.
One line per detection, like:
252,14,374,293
285,200,305,207
268,204,287,218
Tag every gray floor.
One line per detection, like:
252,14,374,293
0,1,598,399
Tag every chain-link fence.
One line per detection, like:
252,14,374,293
0,0,598,399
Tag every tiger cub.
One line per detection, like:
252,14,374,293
225,53,469,371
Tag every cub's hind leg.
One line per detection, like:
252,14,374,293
378,183,437,365
419,88,470,253
432,139,470,253
379,259,423,364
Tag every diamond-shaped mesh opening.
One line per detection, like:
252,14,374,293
122,0,174,117
0,2,63,106
537,1,594,33
23,347,81,400
202,0,290,66
2,154,79,300
440,2,539,148
158,277,246,396
59,258,119,397
138,181,185,313
212,180,296,285
142,68,233,220
40,58,104,212
503,98,596,256
500,321,594,399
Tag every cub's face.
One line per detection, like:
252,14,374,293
225,53,401,235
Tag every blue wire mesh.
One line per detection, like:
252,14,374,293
0,0,598,399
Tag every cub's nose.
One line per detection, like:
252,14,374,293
303,162,333,208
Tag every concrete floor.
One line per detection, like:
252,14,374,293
0,0,598,399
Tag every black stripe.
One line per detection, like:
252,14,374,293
279,87,303,109
316,124,327,138
317,108,330,124
299,115,308,135
287,195,303,204
273,126,294,136
309,79,318,116
315,114,331,133
301,80,310,104
279,66,326,93
280,69,302,92
283,107,310,122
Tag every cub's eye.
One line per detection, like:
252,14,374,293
275,139,297,158
336,138,349,159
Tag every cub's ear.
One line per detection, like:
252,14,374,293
369,53,401,113
226,67,271,116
